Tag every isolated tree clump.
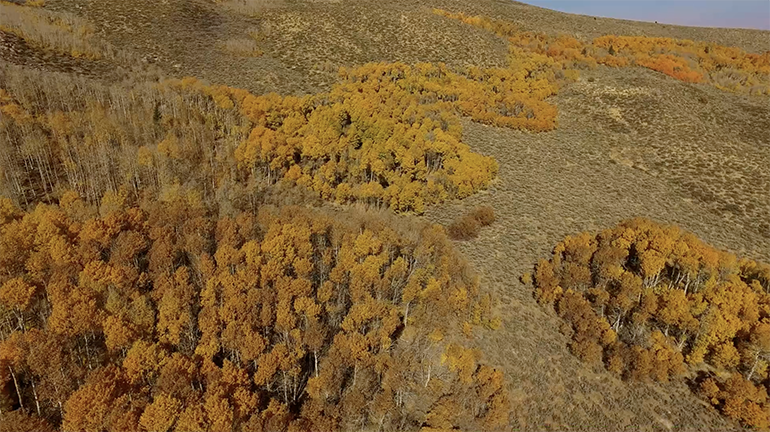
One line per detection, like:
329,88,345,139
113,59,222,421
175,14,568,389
0,193,509,431
531,218,770,428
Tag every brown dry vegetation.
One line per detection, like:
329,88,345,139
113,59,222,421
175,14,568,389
0,1,125,61
220,37,263,57
0,0,768,430
448,206,496,241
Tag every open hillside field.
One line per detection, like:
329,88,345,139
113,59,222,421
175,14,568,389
0,0,768,431
425,66,770,430
34,0,769,90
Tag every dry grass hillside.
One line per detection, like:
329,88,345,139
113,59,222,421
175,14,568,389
37,0,770,93
1,0,768,430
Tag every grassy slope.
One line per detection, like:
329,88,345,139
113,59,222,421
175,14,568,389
425,67,768,431
3,0,769,430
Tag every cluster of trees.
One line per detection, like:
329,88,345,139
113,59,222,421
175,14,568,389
173,57,567,212
0,64,255,212
0,1,112,60
593,36,770,92
434,10,770,95
530,218,770,428
1,57,514,428
0,192,509,431
1,59,511,215
592,36,704,81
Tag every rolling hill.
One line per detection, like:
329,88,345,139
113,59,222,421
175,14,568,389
1,0,768,430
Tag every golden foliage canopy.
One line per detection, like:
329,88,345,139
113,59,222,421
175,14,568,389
0,193,508,431
532,218,770,428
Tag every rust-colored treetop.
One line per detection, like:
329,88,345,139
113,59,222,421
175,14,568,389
0,193,508,431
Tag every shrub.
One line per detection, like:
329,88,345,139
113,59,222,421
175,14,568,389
448,206,495,240
448,214,481,240
472,205,496,226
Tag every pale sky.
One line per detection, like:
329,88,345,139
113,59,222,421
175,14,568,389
522,0,770,30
